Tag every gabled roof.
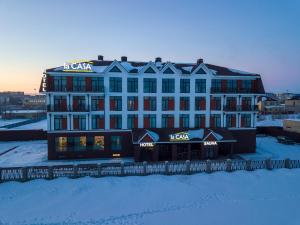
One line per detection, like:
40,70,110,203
45,57,260,77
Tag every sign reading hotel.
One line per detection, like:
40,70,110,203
63,59,93,72
169,132,190,142
139,142,155,148
41,73,47,92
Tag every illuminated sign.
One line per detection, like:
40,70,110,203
139,142,155,148
41,73,47,92
204,141,217,146
169,132,190,141
63,59,93,72
112,153,121,157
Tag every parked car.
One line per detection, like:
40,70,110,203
276,136,295,145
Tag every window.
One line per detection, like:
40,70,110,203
210,114,221,128
241,114,251,127
110,115,122,129
127,78,138,93
109,77,122,92
92,115,104,129
226,114,236,128
92,77,104,92
225,97,237,111
109,66,121,73
180,114,189,128
144,114,156,128
73,136,86,151
180,97,190,111
54,115,67,130
242,97,252,110
242,80,252,92
211,79,221,92
195,114,205,128
53,96,67,111
144,67,156,73
111,136,122,151
162,78,175,93
195,97,206,110
163,67,174,74
143,78,157,93
195,79,206,93
227,80,237,93
110,96,122,111
92,136,104,150
127,96,138,111
55,137,67,152
210,96,221,110
73,96,86,111
180,79,190,93
196,68,206,74
144,97,156,111
54,77,67,91
162,114,174,128
91,96,104,111
127,114,138,129
73,77,86,92
73,115,86,130
162,97,175,111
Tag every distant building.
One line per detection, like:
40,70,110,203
283,119,300,134
23,94,46,109
285,96,300,113
2,109,46,120
258,96,285,114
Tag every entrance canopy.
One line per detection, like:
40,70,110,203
132,128,237,145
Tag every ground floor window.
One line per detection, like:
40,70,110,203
111,136,122,151
87,136,104,150
241,114,251,127
206,146,215,159
73,136,86,151
55,137,68,152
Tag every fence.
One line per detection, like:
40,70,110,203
0,158,299,183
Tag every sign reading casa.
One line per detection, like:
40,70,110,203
169,132,190,141
63,60,93,72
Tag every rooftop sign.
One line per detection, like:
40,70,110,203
63,59,93,73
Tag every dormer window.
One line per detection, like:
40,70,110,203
163,67,175,74
144,67,156,73
196,68,206,74
109,66,121,73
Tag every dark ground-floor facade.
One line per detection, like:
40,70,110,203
48,128,256,161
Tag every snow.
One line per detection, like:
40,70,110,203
11,119,47,130
228,68,255,75
182,66,193,72
239,136,300,160
4,109,45,114
0,119,27,127
257,114,300,127
0,140,133,167
0,169,300,225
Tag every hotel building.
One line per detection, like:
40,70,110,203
41,56,265,161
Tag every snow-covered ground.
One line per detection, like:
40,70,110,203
239,136,300,160
0,140,132,167
11,119,47,130
0,169,299,225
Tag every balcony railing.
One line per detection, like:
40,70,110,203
211,88,257,94
223,105,258,111
47,105,91,112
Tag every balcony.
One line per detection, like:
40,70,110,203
47,104,69,112
211,88,257,94
73,104,90,112
223,105,258,111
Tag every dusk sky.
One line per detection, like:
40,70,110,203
0,0,299,94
